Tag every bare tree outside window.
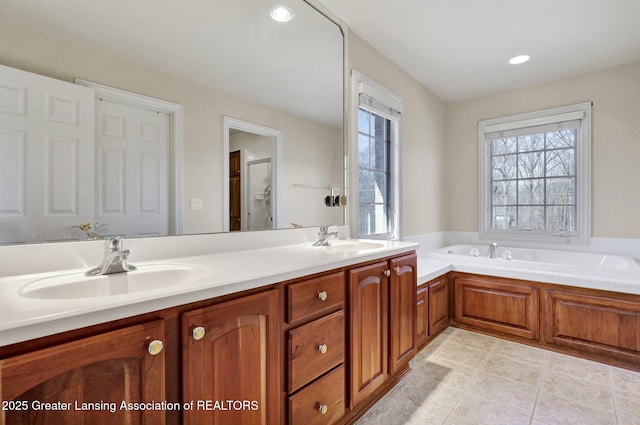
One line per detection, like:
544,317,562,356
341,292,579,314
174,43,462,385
490,128,577,233
358,108,391,237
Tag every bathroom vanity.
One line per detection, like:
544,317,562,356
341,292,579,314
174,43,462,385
0,233,418,425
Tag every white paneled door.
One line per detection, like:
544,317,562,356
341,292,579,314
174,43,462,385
94,98,170,238
0,64,95,244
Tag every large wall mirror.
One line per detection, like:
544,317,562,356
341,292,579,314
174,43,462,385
0,0,344,245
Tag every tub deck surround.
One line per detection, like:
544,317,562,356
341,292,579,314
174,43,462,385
0,228,418,347
416,258,451,285
419,244,640,296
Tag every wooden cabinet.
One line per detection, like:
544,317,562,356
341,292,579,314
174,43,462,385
388,255,417,375
543,288,640,364
348,260,388,407
453,274,539,340
0,250,422,425
182,289,280,425
0,320,166,425
428,277,450,337
416,276,450,349
349,254,416,408
285,271,346,425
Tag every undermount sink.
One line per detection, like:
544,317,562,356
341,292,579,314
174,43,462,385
19,264,209,300
324,240,385,251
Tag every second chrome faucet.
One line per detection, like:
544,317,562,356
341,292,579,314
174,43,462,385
313,226,338,246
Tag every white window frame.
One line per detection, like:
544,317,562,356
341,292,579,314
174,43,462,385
349,71,403,240
478,102,592,245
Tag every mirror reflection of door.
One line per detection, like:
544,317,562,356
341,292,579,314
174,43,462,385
229,150,241,231
95,98,171,238
228,129,274,231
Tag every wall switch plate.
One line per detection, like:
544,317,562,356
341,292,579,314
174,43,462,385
191,198,204,210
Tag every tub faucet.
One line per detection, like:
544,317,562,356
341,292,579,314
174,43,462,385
313,226,338,246
85,237,137,276
488,242,498,259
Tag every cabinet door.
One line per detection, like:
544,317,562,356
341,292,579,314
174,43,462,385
428,277,449,336
0,320,166,425
182,289,280,425
454,275,539,340
348,261,388,408
543,289,640,364
389,254,417,375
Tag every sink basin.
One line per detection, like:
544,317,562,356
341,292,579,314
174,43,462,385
19,264,208,300
324,240,385,251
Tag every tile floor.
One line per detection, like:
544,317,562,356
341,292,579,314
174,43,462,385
355,328,640,425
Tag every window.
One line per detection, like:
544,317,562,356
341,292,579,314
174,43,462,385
358,108,391,236
351,71,403,239
479,103,591,244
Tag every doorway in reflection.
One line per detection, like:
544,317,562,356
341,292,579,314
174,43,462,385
223,117,282,232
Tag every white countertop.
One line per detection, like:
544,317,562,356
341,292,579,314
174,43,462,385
0,235,417,347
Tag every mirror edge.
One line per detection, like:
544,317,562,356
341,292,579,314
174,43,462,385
302,0,350,234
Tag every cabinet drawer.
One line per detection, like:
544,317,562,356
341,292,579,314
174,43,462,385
287,272,345,323
289,310,344,392
289,365,345,425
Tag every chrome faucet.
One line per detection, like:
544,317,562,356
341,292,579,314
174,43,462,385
488,242,498,259
85,237,137,276
313,225,338,246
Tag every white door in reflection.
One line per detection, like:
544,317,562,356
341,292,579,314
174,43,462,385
0,64,95,244
94,98,170,238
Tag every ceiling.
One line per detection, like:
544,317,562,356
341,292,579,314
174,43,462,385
318,0,640,102
0,0,343,127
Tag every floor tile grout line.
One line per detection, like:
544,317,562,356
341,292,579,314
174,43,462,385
439,329,499,424
528,345,552,425
608,365,620,425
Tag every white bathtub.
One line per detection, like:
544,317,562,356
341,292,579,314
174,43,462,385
429,244,639,271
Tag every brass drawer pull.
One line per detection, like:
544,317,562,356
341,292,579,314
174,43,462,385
318,291,328,301
192,326,206,340
318,404,328,415
318,344,328,354
147,340,164,356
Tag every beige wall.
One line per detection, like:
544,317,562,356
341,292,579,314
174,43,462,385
348,31,447,237
445,61,640,239
0,19,343,234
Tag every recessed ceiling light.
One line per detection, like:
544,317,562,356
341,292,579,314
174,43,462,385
270,6,294,22
509,55,531,65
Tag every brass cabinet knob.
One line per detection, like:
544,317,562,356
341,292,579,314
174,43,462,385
318,344,328,354
318,291,328,301
383,269,391,277
318,404,328,415
147,340,164,356
192,326,206,340
394,266,401,274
